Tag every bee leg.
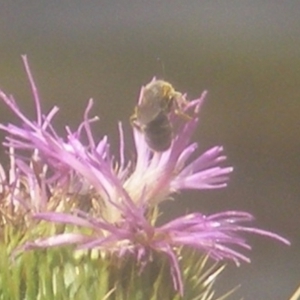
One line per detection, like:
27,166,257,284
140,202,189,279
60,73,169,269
172,94,192,120
174,109,192,121
130,114,143,132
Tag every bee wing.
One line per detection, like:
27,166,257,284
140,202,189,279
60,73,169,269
136,101,162,124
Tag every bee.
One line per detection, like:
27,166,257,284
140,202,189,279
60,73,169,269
130,79,189,152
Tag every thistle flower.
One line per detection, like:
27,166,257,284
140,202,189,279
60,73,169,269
0,56,289,298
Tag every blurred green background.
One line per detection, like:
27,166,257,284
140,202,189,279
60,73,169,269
0,1,299,299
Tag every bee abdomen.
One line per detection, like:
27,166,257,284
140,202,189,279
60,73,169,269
144,112,173,152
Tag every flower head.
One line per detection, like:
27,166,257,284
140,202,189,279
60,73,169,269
0,56,289,296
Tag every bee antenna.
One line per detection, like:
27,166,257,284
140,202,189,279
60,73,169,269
156,57,166,79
